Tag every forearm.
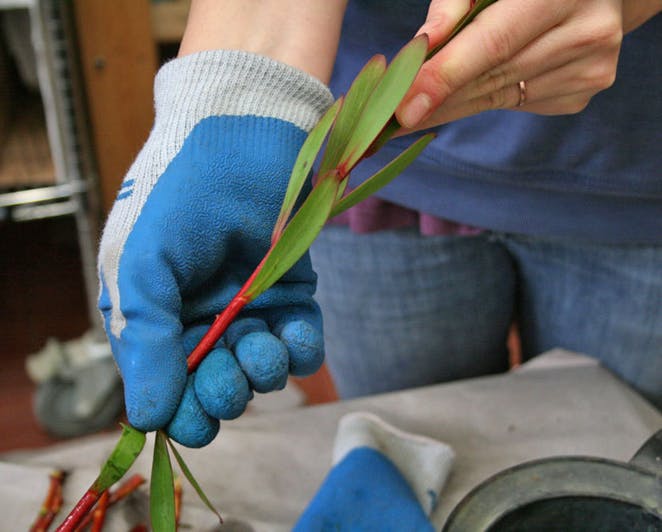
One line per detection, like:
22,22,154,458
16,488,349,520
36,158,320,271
622,0,662,33
178,0,347,84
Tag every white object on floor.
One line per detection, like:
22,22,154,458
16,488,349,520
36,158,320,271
333,411,455,516
247,383,306,415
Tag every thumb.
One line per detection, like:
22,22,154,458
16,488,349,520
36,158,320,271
99,262,188,433
415,0,470,49
396,0,486,129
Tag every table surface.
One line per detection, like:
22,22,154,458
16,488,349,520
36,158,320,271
2,349,661,531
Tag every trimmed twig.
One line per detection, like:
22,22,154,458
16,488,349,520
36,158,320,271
31,470,67,532
174,476,183,527
90,491,109,532
108,474,146,504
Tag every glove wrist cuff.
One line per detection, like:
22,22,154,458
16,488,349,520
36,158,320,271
154,50,334,134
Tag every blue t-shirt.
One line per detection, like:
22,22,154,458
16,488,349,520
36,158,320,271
330,1,662,243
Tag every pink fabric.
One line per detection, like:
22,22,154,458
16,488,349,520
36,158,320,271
329,195,482,236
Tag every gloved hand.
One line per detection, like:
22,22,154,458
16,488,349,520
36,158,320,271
98,50,333,448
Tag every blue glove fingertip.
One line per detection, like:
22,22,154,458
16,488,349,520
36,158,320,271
195,348,252,420
225,318,269,349
235,332,289,393
166,376,220,448
279,320,324,377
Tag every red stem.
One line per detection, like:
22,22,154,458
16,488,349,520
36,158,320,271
73,474,146,531
90,491,109,532
186,293,249,373
56,490,99,532
108,474,146,504
186,244,275,373
174,477,183,526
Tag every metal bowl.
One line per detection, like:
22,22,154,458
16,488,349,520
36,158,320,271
443,430,662,532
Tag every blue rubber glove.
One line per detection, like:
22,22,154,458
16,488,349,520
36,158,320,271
98,51,333,447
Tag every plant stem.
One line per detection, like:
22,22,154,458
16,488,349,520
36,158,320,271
108,474,147,504
73,474,146,531
56,491,99,532
174,476,183,526
90,490,109,532
56,425,146,532
31,470,66,532
186,293,250,373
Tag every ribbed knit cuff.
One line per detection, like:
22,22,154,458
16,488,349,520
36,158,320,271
153,49,335,134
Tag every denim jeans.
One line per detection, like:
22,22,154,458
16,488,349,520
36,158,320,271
310,227,662,410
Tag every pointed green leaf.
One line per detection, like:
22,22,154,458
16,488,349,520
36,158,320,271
330,133,435,218
151,431,176,532
246,171,340,300
318,55,387,175
167,438,223,524
339,34,428,173
272,98,343,243
91,424,146,493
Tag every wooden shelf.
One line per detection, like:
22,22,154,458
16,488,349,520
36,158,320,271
0,92,55,191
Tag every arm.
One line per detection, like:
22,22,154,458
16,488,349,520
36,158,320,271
622,0,662,33
179,0,347,84
396,0,662,129
98,1,347,448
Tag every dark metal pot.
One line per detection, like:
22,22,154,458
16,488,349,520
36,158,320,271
443,430,662,532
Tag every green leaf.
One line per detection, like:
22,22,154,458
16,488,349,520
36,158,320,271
91,424,146,493
272,98,342,243
151,431,176,532
167,438,223,524
330,133,435,217
338,34,429,173
245,171,341,300
318,55,387,175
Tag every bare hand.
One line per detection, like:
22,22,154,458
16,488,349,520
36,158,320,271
395,0,660,129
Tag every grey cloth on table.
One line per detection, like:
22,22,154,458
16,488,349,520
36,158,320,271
2,350,661,531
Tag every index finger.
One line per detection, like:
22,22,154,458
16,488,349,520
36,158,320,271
396,0,566,128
